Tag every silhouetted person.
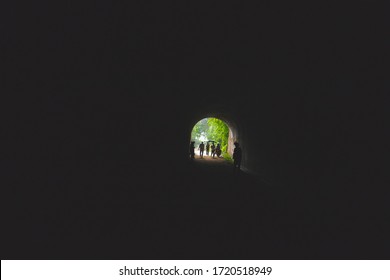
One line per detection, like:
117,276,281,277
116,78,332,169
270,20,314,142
233,142,242,169
189,141,195,159
216,143,222,157
206,142,210,156
199,142,205,158
211,143,216,158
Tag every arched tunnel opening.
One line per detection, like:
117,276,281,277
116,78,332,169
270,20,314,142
189,117,236,160
184,113,255,175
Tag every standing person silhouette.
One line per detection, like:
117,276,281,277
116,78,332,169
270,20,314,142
233,142,242,169
189,141,195,159
206,142,210,156
216,143,222,157
199,142,205,158
211,143,216,158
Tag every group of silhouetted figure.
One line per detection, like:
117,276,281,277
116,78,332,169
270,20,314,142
189,141,242,170
197,141,221,158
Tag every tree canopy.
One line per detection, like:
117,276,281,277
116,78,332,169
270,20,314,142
191,118,229,152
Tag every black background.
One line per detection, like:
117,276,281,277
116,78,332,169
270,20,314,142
1,0,389,259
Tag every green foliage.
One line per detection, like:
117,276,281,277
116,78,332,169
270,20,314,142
191,118,208,144
207,118,229,152
222,152,233,163
191,118,229,152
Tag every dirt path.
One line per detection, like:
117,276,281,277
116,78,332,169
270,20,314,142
193,150,231,164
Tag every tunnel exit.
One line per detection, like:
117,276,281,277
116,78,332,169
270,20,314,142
190,117,235,161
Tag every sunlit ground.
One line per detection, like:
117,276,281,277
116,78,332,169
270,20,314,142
193,149,226,159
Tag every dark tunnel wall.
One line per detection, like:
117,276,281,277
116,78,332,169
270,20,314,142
2,0,389,260
3,73,385,189
3,0,387,200
10,77,384,193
